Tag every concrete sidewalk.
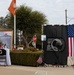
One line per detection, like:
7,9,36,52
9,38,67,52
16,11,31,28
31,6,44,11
0,65,74,75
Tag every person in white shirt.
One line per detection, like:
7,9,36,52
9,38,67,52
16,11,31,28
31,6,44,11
3,44,11,65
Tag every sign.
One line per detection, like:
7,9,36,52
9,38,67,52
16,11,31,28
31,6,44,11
41,35,46,41
0,30,13,49
33,35,37,43
32,35,37,48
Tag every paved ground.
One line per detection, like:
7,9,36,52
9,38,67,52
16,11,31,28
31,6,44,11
0,65,74,75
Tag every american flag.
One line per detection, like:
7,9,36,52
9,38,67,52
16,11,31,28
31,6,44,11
67,25,74,57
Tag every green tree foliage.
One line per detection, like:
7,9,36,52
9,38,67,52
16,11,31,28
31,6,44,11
0,17,5,28
7,5,47,48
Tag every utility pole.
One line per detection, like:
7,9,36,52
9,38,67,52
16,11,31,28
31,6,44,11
42,24,43,50
65,9,67,25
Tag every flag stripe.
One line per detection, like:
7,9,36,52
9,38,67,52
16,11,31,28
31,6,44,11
68,38,72,56
72,38,73,56
72,38,74,56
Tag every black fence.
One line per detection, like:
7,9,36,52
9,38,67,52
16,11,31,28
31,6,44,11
43,25,68,65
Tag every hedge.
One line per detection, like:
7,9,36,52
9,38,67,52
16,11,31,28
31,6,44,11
10,50,42,67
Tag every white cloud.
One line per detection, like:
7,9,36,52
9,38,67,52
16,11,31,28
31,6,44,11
56,0,62,3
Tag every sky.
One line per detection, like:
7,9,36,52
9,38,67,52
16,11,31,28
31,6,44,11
0,0,74,25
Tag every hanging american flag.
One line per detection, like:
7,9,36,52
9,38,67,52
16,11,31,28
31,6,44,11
67,25,74,57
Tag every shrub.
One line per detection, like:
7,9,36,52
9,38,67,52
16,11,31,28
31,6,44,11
10,47,42,66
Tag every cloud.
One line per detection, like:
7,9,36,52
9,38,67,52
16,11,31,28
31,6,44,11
56,0,62,3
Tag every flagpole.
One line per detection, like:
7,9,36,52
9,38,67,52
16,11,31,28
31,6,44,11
8,0,16,49
14,15,16,48
14,0,16,49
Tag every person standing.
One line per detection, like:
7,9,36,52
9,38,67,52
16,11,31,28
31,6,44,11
3,44,11,65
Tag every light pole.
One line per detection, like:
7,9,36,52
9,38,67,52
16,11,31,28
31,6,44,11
65,9,67,25
41,24,47,50
65,9,74,24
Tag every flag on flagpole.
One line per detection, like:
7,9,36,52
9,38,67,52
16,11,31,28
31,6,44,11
8,0,16,49
8,0,16,16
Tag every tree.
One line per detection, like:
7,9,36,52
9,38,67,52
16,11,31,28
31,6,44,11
7,5,47,48
0,17,5,27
